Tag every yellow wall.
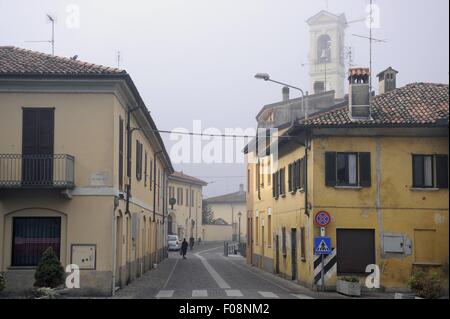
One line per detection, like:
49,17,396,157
247,133,449,289
312,136,449,288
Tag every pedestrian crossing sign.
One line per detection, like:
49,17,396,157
314,237,332,255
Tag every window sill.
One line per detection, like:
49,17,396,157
334,186,363,190
410,188,440,192
413,262,442,267
7,266,37,270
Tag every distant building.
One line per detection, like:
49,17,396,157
0,46,174,296
203,184,247,242
168,172,207,241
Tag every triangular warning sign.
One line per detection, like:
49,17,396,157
316,240,330,253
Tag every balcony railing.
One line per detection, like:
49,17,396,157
0,154,75,189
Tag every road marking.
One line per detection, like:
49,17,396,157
156,290,174,298
192,290,208,297
162,257,179,289
226,290,243,297
258,291,280,298
221,257,291,293
292,293,314,299
195,248,231,289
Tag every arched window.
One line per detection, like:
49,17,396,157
317,34,332,64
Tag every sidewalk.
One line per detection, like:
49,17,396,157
225,255,400,299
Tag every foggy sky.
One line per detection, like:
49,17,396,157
1,0,449,197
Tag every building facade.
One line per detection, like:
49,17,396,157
246,68,449,290
203,184,247,242
0,47,173,296
168,172,206,241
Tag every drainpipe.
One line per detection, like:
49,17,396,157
304,129,310,217
153,150,163,222
111,196,119,296
126,106,140,215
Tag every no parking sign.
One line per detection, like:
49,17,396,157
314,211,331,227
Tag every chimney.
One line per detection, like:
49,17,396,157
239,184,244,193
377,67,398,95
282,86,290,101
348,67,371,119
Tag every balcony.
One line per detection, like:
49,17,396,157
0,154,75,190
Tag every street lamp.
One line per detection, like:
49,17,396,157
254,73,308,120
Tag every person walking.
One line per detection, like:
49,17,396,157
197,237,202,246
180,238,188,259
189,236,195,250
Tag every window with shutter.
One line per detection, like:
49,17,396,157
413,155,434,188
325,152,337,187
119,118,124,191
144,151,148,187
288,164,294,193
436,155,449,189
359,152,371,187
300,227,306,261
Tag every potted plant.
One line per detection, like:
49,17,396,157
406,270,442,299
0,272,6,292
336,276,361,297
32,247,65,299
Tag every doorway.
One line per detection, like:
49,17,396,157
291,228,297,280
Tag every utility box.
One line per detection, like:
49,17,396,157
383,234,405,253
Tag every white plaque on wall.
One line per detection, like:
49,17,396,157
71,244,96,270
90,171,110,186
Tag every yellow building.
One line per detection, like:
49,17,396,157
0,47,173,296
168,172,206,241
246,68,449,291
203,184,247,243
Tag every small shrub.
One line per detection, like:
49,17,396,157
34,247,65,288
339,276,360,283
0,272,6,291
407,270,442,299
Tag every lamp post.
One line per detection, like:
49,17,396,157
254,73,308,120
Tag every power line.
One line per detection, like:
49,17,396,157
152,129,296,139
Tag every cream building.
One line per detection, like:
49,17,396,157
0,47,173,296
168,172,207,241
203,185,247,243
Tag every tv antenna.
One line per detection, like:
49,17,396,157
25,14,56,55
351,0,387,94
117,51,121,68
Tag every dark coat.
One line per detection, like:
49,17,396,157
181,241,188,252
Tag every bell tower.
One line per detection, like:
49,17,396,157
307,10,347,99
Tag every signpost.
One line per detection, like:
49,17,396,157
314,211,332,291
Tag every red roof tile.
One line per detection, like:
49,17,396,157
302,83,449,127
0,46,125,76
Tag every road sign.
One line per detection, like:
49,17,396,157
314,211,331,227
314,236,332,255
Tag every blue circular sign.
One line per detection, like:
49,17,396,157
314,211,331,227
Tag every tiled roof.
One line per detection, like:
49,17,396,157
0,46,125,76
169,171,208,186
205,190,246,204
302,83,449,127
